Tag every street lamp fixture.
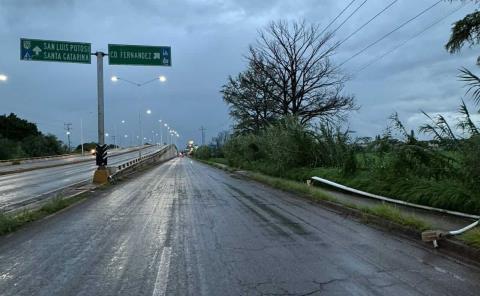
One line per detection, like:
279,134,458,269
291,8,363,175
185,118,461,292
121,120,125,124
159,75,167,82
0,74,7,81
146,109,152,115
111,76,118,82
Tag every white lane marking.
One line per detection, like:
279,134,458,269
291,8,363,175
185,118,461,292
152,247,172,296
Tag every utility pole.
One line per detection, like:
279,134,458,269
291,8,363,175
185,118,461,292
200,126,206,146
64,123,72,152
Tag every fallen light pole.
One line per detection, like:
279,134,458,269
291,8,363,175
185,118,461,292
422,219,479,248
310,176,480,249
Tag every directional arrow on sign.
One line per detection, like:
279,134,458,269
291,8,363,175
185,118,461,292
32,46,42,56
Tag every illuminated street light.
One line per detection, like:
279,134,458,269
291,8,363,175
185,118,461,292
111,76,118,82
0,74,7,81
159,75,167,82
121,120,125,124
146,109,152,115
105,133,109,137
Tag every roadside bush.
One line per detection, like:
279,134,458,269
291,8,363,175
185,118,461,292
194,146,213,160
342,149,357,176
0,137,26,159
460,135,480,192
223,117,319,174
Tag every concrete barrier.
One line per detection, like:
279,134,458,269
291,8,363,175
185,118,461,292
107,144,178,183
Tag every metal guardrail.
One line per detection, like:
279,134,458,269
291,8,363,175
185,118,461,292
108,145,175,181
0,145,151,166
310,176,480,220
311,176,480,248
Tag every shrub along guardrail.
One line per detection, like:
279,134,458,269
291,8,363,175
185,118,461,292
311,176,480,220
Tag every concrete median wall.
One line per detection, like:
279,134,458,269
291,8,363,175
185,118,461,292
108,145,178,182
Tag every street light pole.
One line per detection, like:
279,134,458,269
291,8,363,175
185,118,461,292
95,52,106,146
111,75,166,156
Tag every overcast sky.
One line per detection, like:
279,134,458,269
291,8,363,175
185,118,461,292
0,0,479,146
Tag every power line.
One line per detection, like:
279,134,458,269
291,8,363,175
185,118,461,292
355,3,467,74
338,0,444,67
331,0,369,35
320,0,357,35
337,0,399,47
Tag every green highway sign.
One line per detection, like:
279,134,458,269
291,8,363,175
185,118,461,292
20,38,91,64
108,44,171,66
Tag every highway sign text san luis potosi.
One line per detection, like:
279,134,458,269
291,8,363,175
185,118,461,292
20,38,91,64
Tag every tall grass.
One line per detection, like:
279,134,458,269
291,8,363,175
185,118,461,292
219,116,480,215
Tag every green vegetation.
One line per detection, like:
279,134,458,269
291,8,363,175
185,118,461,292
199,158,432,232
194,16,480,219
460,228,480,248
0,113,68,160
214,119,480,215
360,204,430,231
0,194,86,235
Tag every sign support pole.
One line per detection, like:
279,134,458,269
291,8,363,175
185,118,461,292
92,51,110,184
95,51,106,146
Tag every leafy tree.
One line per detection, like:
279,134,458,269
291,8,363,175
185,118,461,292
75,142,97,152
0,113,67,159
0,137,25,159
445,1,480,54
0,113,40,141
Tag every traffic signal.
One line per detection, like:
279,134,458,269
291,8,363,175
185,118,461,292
95,144,108,166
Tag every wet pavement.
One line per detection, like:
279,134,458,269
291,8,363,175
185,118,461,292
0,158,479,295
0,145,163,210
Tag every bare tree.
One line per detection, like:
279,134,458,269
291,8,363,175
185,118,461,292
247,20,355,125
221,61,278,134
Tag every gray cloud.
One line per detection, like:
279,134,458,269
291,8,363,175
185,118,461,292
0,0,478,146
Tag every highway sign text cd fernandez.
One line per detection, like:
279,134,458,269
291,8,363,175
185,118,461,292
108,44,171,66
20,38,91,64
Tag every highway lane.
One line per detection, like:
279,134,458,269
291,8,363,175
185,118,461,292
0,157,478,295
0,145,164,210
0,146,146,174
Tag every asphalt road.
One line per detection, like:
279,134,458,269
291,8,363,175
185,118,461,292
0,145,163,210
0,146,144,174
0,158,479,295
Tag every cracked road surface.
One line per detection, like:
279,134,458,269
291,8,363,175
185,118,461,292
0,158,479,295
